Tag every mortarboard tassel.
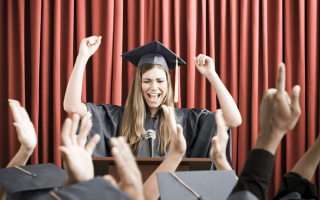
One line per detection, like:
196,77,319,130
174,57,178,103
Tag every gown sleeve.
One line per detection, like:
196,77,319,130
176,108,233,168
84,102,124,157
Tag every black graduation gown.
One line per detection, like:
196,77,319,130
84,103,232,168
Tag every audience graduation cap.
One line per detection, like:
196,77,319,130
157,170,238,200
40,176,133,200
0,163,66,200
121,41,186,103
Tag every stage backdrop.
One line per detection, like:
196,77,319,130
0,0,319,199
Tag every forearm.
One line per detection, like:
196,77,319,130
291,135,320,181
6,145,33,168
63,55,89,117
206,72,241,128
143,152,183,200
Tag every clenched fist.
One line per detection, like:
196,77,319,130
79,36,102,58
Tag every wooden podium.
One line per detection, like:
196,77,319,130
93,157,213,183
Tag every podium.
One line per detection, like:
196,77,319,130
93,157,213,183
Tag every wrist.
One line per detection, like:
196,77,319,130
253,131,284,155
64,178,77,187
77,54,90,62
212,153,226,164
19,145,34,157
213,156,232,170
206,71,218,82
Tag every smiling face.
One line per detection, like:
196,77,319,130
141,66,168,112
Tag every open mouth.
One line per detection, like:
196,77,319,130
147,93,161,102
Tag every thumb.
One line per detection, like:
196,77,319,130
59,146,71,162
215,110,226,133
176,124,183,136
103,175,118,188
211,136,218,146
13,123,23,136
161,105,169,118
290,85,301,116
193,57,197,65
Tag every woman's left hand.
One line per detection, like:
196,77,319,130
194,54,216,77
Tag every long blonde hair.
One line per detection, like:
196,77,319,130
119,64,175,156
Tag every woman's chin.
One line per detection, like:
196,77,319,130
146,102,161,109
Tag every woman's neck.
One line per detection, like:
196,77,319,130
147,107,160,118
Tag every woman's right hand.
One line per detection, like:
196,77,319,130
79,36,102,58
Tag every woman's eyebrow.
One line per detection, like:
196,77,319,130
142,77,165,80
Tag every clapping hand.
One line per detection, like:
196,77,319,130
210,109,232,170
104,137,145,200
59,113,100,186
8,99,37,152
162,105,186,156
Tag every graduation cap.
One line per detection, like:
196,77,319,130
121,41,186,103
40,176,133,200
157,170,237,200
0,163,66,200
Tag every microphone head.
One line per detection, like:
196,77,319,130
145,129,156,140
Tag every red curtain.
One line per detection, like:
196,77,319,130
0,0,319,199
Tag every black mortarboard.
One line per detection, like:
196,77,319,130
157,170,237,200
121,41,186,71
121,41,186,103
0,163,66,200
40,176,133,200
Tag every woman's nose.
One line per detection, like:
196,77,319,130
150,81,158,89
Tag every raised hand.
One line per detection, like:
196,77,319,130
255,63,301,154
59,113,100,186
8,99,37,151
104,137,144,200
79,36,102,58
210,109,232,170
162,105,186,156
259,63,301,136
193,54,216,77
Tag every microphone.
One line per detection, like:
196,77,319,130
145,129,156,158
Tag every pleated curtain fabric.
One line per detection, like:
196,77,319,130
0,0,319,199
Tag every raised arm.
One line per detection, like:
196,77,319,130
63,36,102,118
142,105,187,200
228,63,301,200
194,55,242,129
0,100,37,200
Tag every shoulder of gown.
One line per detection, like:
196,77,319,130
84,102,124,157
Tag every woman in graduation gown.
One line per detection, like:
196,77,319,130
63,36,241,165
